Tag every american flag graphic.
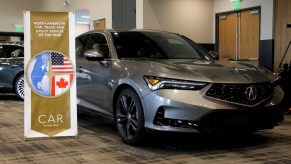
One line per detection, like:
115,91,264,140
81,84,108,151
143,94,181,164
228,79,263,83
51,52,73,74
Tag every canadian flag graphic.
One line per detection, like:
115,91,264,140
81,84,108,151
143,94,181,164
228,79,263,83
51,74,73,96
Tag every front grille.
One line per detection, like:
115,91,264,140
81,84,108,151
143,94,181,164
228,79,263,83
196,108,283,133
206,82,274,106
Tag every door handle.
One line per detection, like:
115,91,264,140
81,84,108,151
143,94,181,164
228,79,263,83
77,66,84,73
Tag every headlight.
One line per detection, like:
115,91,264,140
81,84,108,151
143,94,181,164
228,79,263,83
144,76,207,91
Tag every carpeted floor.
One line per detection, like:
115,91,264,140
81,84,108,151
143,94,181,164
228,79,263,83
1,94,291,163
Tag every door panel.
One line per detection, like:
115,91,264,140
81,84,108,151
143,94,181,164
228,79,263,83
218,9,260,61
124,0,136,29
239,10,259,59
77,59,111,109
218,13,237,59
112,0,123,29
112,0,136,29
76,33,111,112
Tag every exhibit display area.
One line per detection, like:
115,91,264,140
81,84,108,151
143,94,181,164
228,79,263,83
1,0,291,163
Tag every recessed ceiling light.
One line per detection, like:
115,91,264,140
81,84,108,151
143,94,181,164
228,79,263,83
76,22,89,25
81,16,90,19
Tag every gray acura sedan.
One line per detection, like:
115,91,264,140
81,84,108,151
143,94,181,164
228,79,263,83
76,29,284,145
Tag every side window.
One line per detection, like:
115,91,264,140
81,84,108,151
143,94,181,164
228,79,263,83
76,34,89,58
87,33,110,58
0,45,23,58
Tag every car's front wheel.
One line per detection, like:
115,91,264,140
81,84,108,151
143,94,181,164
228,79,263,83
115,88,145,145
15,74,24,100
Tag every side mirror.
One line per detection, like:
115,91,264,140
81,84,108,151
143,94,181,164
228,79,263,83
84,49,104,61
208,51,219,60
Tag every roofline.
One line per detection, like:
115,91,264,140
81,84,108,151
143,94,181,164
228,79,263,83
0,41,24,46
81,29,178,35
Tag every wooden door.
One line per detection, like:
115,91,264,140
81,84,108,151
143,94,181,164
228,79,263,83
274,0,291,71
239,10,260,60
94,18,106,30
218,9,260,60
218,13,237,59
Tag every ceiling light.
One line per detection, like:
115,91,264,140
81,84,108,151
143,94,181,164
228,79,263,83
81,16,90,19
76,22,89,25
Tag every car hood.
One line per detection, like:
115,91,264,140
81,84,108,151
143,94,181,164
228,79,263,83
124,59,273,83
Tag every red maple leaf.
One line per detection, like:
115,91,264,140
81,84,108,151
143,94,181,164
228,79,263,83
56,77,68,90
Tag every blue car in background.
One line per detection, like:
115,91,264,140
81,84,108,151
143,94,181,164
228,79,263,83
0,42,24,100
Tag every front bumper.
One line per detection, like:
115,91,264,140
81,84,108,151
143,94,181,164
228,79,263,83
142,85,284,133
153,107,283,133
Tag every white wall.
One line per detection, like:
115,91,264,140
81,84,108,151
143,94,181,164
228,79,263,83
143,0,214,43
0,0,42,32
214,0,274,41
75,24,90,37
36,0,113,29
0,0,274,43
0,0,112,32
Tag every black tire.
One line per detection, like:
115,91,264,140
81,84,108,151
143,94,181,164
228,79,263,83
15,74,24,100
115,88,145,145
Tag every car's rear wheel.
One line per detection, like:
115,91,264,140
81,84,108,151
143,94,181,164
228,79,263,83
115,88,145,145
15,74,24,100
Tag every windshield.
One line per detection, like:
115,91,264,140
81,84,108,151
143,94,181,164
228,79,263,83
110,31,212,60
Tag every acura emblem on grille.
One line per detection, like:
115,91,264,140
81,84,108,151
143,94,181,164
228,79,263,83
245,86,257,101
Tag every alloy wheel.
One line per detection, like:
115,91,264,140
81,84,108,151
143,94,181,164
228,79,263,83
116,94,139,140
16,75,24,100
